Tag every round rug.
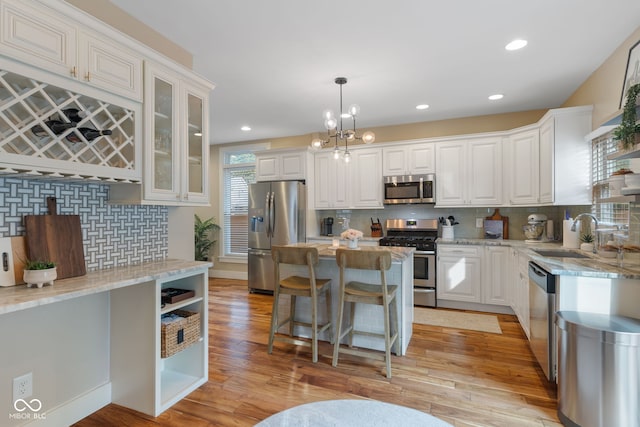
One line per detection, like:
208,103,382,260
255,399,453,427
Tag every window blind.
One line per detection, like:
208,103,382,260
591,132,629,226
223,166,255,255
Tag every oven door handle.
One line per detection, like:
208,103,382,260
413,250,435,255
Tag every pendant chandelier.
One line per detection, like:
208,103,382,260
310,77,375,162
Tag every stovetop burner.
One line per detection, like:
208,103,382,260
379,219,438,251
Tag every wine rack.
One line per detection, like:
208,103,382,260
0,68,140,182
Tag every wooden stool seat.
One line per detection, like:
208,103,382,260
332,249,399,378
268,246,333,363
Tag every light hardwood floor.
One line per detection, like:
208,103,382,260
74,278,561,426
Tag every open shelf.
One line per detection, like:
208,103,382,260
160,296,203,314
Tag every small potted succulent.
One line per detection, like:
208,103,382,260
580,233,594,253
23,260,57,288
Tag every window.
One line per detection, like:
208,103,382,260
219,144,266,259
591,131,629,226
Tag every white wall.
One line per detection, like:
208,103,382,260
0,294,110,426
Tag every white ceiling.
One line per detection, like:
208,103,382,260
111,0,640,145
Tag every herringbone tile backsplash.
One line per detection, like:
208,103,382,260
0,177,168,271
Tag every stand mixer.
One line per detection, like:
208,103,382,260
523,214,550,243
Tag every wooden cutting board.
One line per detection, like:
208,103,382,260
24,197,86,279
486,208,509,239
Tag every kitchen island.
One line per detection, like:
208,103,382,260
276,243,414,355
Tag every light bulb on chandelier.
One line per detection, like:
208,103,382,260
310,77,375,160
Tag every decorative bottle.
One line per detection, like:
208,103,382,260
31,120,76,137
66,128,112,143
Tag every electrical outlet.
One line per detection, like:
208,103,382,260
476,218,484,228
13,372,32,401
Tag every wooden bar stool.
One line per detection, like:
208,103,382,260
268,246,333,363
332,249,399,378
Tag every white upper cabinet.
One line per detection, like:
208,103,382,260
110,61,212,205
0,0,142,101
468,137,503,205
506,128,540,205
505,105,592,206
77,31,142,101
435,140,467,205
351,147,383,208
436,136,502,206
255,148,307,182
143,62,210,205
0,0,77,77
313,151,350,209
312,146,382,209
382,141,434,176
538,106,592,205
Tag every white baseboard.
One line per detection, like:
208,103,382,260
209,269,247,280
26,383,111,427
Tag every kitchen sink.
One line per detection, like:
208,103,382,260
532,249,590,259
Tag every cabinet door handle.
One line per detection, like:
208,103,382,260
71,66,77,77
85,72,91,81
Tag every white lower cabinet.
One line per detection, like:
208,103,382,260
437,244,510,306
509,248,530,338
110,269,208,416
482,246,510,305
437,245,482,302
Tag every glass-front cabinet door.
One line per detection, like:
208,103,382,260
145,63,180,202
143,61,210,205
153,76,177,193
182,84,209,204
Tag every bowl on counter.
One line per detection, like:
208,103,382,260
523,224,545,240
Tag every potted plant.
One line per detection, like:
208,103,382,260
23,260,57,288
580,232,594,253
194,214,220,261
613,83,640,150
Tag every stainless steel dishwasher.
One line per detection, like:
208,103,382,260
528,262,557,382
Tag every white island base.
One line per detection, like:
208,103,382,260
276,244,414,356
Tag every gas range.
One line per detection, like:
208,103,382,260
378,218,438,252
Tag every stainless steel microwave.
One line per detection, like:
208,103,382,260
383,174,435,204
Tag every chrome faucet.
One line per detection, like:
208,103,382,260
570,213,599,232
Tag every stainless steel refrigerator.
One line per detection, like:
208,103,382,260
248,180,306,293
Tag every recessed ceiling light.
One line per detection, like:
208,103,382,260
416,104,430,110
505,39,527,51
488,94,504,100
241,125,251,131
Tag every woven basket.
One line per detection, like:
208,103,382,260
161,309,200,358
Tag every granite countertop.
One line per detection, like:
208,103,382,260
437,238,640,279
287,243,414,262
307,235,381,243
0,259,212,315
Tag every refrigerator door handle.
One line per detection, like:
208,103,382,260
269,191,275,238
264,192,271,237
